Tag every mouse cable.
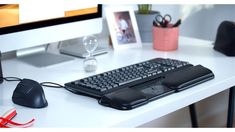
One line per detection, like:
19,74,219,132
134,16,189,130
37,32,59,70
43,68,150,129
2,77,22,82
40,82,65,88
1,77,64,89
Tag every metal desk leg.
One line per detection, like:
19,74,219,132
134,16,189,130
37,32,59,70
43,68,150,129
227,86,235,128
189,104,198,127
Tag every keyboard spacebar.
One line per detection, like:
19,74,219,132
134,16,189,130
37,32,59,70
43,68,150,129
118,77,142,86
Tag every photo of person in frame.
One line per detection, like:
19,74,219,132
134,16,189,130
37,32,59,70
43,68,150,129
114,11,137,44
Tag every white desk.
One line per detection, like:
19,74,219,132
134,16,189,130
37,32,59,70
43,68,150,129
1,36,235,127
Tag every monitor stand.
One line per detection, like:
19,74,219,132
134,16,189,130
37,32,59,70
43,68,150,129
59,44,108,58
17,45,74,67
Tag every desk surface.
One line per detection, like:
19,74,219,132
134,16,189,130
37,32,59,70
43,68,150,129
1,37,235,127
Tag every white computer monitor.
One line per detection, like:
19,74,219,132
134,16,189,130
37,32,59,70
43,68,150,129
0,1,102,67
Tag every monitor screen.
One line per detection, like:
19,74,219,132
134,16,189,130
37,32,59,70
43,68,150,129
0,2,102,54
0,3,101,35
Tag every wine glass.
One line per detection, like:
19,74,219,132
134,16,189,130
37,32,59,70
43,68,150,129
82,35,98,72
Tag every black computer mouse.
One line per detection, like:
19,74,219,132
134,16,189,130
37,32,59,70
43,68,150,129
12,79,48,108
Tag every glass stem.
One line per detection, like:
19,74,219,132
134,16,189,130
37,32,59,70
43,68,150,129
88,52,93,58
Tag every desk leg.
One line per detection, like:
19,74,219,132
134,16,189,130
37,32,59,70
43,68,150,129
189,104,198,127
227,86,235,128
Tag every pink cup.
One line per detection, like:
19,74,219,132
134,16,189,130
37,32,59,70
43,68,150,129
152,25,179,51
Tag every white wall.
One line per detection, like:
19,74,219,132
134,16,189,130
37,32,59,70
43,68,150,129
179,5,235,41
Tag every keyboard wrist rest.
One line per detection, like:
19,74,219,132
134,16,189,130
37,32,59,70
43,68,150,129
99,88,148,110
162,65,215,92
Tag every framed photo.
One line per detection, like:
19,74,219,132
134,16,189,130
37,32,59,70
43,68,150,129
105,6,142,50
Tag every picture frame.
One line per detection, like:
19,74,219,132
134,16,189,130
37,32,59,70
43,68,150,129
105,6,142,50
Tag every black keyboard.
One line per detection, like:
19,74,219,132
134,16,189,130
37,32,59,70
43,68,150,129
64,58,214,110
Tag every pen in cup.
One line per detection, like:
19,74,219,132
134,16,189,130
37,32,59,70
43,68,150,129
173,19,181,27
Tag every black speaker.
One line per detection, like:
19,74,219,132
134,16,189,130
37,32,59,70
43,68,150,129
0,51,3,83
214,21,235,56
